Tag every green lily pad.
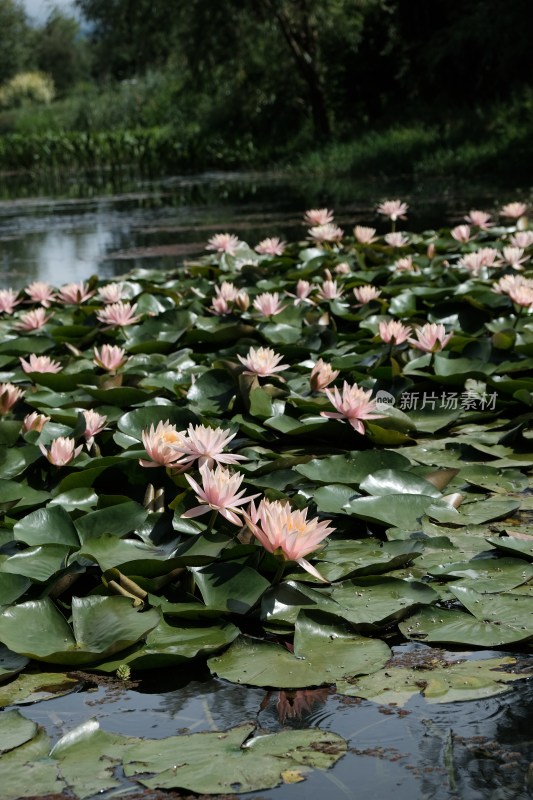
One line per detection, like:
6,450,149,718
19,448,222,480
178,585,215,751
428,556,533,592
13,505,79,547
449,584,533,630
192,562,271,614
359,469,442,497
486,535,533,561
208,611,390,688
117,405,197,440
330,577,438,629
94,617,239,671
0,597,160,665
315,539,422,582
399,606,533,648
295,450,411,485
345,494,440,528
74,501,148,542
0,710,38,753
337,654,524,705
187,368,236,415
0,573,31,605
0,646,29,686
124,722,346,794
0,671,82,706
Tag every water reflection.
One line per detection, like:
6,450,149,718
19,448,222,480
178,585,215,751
1,171,530,290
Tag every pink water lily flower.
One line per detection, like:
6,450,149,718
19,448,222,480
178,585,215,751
235,290,250,311
206,233,241,255
171,424,247,470
253,292,286,316
93,344,128,372
40,436,82,466
22,411,50,433
394,256,415,272
237,346,289,378
181,464,259,526
316,279,343,301
492,275,531,295
498,246,529,271
215,281,239,302
308,223,344,244
335,262,351,275
310,359,339,392
408,322,452,353
465,210,492,229
24,281,55,307
20,354,62,374
97,283,126,304
509,285,533,308
0,288,20,314
303,208,334,226
377,199,409,221
255,237,286,256
286,279,314,306
384,232,409,247
245,497,335,581
58,281,95,304
322,381,385,434
0,383,24,415
96,301,141,327
500,202,528,219
458,252,487,276
451,224,472,244
353,285,381,304
14,308,53,331
378,319,412,345
510,231,533,248
353,225,377,244
82,409,108,447
210,296,231,316
139,420,188,469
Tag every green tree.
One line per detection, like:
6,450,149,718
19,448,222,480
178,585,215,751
76,0,178,79
0,0,33,84
33,10,91,95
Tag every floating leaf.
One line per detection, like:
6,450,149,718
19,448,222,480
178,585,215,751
337,654,524,705
123,722,346,794
0,646,29,686
400,606,533,648
0,671,81,706
209,611,390,688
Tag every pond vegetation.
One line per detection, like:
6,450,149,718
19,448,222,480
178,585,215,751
0,199,532,796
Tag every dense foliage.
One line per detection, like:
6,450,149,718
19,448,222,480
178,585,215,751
1,0,533,173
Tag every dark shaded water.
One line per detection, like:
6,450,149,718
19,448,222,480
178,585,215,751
0,170,531,290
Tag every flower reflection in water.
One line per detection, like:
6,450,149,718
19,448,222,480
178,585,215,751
260,687,332,724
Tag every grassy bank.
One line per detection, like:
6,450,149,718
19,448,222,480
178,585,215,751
1,79,532,180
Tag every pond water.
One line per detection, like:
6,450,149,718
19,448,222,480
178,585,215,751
0,170,530,290
13,648,533,800
0,170,532,800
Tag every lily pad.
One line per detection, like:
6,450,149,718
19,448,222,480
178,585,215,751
337,654,524,705
208,611,390,688
399,606,533,648
124,722,346,794
0,671,82,706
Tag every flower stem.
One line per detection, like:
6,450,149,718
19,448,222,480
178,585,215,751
271,559,286,585
204,509,218,537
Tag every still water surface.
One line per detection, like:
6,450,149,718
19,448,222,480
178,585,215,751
1,170,531,290
1,171,532,799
